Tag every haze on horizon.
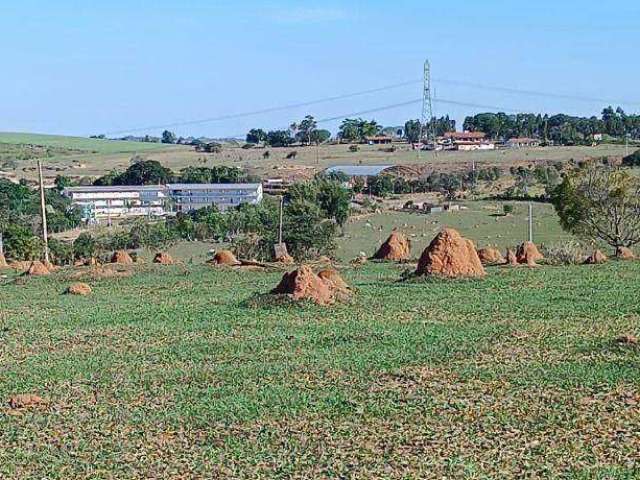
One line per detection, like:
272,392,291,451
1,0,638,139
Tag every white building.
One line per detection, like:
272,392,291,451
63,185,167,221
63,183,264,221
166,183,263,212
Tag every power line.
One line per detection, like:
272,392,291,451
104,79,422,135
432,77,640,107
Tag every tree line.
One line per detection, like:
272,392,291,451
463,107,640,144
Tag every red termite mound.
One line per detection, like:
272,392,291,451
584,250,608,265
373,230,411,261
415,228,485,278
111,250,134,265
272,265,334,305
516,242,544,266
477,247,504,265
153,252,175,265
211,250,240,266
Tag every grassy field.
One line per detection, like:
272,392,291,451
0,131,632,183
1,260,639,478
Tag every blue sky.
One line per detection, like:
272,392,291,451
1,0,638,138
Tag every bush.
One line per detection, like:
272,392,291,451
503,204,514,215
73,233,98,260
49,238,74,265
542,241,586,265
622,149,640,167
3,224,42,260
349,145,359,152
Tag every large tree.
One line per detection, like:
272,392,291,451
551,163,640,252
161,130,177,144
246,128,267,144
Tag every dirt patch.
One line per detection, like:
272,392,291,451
8,394,47,409
210,250,240,266
66,282,92,296
27,261,50,276
415,228,485,278
616,247,636,260
477,247,504,265
0,253,7,269
616,334,638,345
271,265,334,305
66,264,133,281
9,260,33,272
584,250,608,265
153,252,175,265
111,250,134,265
516,242,544,266
373,230,411,261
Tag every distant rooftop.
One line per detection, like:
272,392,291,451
63,185,164,193
166,183,262,190
325,165,393,177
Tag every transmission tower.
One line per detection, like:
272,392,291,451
421,60,434,145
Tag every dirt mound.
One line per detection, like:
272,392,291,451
584,250,608,265
272,265,334,305
27,261,50,276
211,250,240,266
317,268,351,298
8,394,47,409
67,282,92,296
153,252,175,265
274,252,295,264
9,260,33,272
616,247,635,260
111,250,134,265
477,247,504,265
516,242,544,266
0,253,7,269
373,230,411,261
506,249,519,266
415,228,485,278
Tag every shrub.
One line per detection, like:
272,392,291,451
49,238,74,265
542,241,586,265
3,224,42,260
503,204,514,215
349,145,359,152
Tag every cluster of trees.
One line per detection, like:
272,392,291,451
0,178,81,260
337,118,382,142
404,116,456,143
246,116,331,147
463,107,640,144
92,158,257,186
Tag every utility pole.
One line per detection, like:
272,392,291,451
278,195,284,244
528,202,533,243
37,160,50,264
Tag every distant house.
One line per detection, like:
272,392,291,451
365,135,393,145
592,133,604,141
440,131,494,151
507,137,541,148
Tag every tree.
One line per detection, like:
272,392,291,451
116,160,173,185
311,129,331,144
161,130,177,144
404,119,422,143
622,149,640,167
246,129,267,144
266,130,294,147
54,175,75,192
294,115,318,145
551,164,640,252
338,118,381,143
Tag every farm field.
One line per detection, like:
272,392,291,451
1,261,639,478
0,131,632,183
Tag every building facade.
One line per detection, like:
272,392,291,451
166,183,263,212
62,185,167,221
63,183,263,221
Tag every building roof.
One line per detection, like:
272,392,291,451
63,185,164,194
325,165,393,177
166,183,262,190
508,137,540,143
444,131,486,140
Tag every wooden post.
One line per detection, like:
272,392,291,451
37,160,50,264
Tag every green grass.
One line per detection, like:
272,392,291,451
0,132,176,155
340,200,570,260
1,261,639,478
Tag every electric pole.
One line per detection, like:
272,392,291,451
37,160,50,264
419,59,434,159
